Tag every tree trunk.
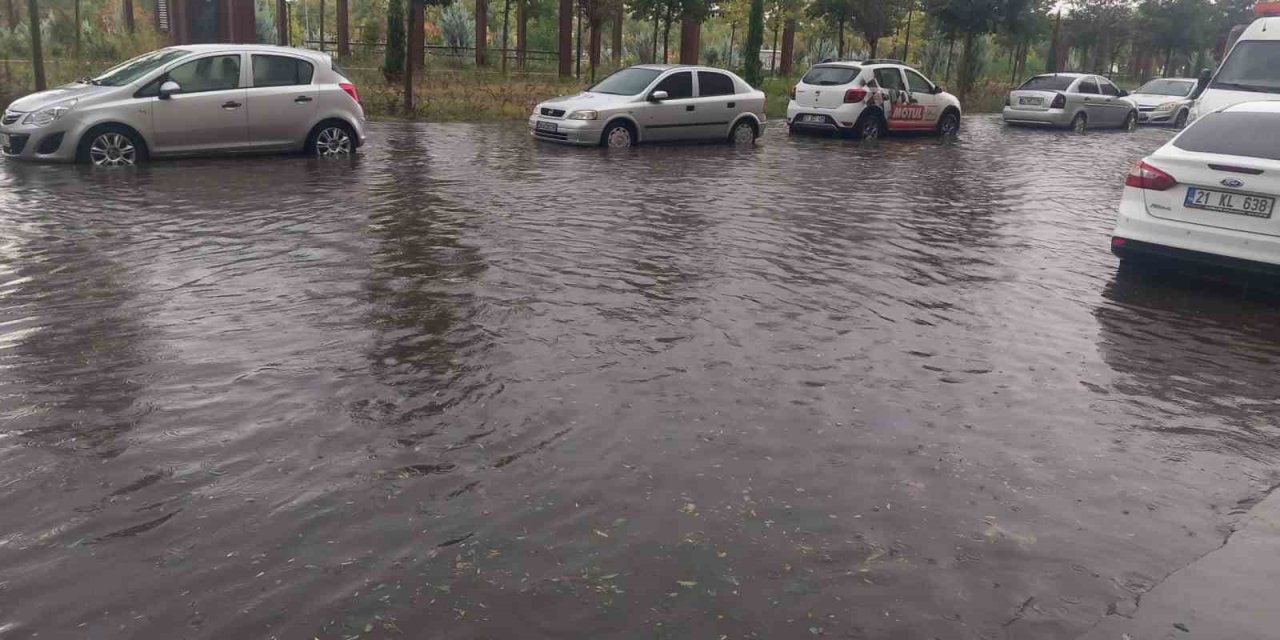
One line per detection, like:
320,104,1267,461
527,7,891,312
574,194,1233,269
728,21,735,68
589,18,601,80
122,0,134,32
501,0,510,71
516,0,526,69
679,15,699,64
405,0,423,113
837,17,845,59
73,0,79,59
944,35,954,84
650,13,659,63
959,29,975,100
902,7,911,63
611,10,622,67
29,0,43,90
779,18,794,74
1162,45,1172,77
319,0,324,52
476,0,488,66
337,0,349,56
575,5,582,77
276,0,289,45
6,0,17,33
867,36,877,59
557,0,571,76
662,8,671,63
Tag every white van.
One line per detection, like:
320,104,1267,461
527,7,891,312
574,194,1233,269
1193,10,1280,118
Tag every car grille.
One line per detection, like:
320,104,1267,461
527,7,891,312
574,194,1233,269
1138,106,1155,112
1,111,21,126
534,129,569,141
540,107,565,118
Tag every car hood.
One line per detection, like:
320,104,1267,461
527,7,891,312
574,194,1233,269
6,83,112,113
1129,93,1190,108
1194,87,1280,116
538,91,632,110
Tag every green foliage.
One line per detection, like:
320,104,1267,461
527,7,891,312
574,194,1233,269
743,0,764,85
440,1,473,50
384,0,406,81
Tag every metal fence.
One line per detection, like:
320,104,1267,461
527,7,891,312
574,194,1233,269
302,40,559,64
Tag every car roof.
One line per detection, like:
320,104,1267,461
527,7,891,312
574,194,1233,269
171,44,329,59
1144,77,1197,83
1030,72,1089,78
631,64,736,73
1222,100,1280,114
1240,16,1280,40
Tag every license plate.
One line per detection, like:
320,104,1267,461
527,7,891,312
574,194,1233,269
1185,187,1276,218
1018,96,1042,106
802,114,826,123
535,121,558,133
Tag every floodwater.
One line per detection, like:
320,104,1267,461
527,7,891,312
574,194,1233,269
1,118,1279,639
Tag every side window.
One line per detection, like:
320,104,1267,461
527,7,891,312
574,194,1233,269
136,76,163,98
697,71,736,97
252,55,315,88
653,71,693,99
166,55,242,93
1077,79,1100,94
1099,79,1120,97
904,69,933,94
873,68,905,91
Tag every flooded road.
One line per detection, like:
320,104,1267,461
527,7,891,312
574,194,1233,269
2,117,1279,639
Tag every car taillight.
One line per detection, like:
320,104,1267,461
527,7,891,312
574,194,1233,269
340,82,361,104
1125,160,1177,191
789,85,796,99
1050,93,1066,109
843,88,867,103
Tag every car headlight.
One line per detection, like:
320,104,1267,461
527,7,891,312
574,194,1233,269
568,110,598,120
1154,101,1179,112
22,100,77,127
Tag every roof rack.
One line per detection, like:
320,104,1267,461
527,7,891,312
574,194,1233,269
862,58,906,65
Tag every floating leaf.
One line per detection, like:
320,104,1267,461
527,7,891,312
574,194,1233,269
676,580,697,588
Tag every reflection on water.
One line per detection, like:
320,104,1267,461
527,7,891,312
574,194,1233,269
1,118,1277,639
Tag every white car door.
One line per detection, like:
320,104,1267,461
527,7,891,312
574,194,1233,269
902,68,944,130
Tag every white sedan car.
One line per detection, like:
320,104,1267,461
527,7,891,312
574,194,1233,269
786,59,962,139
1112,100,1280,273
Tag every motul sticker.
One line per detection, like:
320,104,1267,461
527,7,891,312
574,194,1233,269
891,104,926,120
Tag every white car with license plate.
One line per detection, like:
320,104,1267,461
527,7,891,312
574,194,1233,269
786,60,961,139
1112,101,1280,272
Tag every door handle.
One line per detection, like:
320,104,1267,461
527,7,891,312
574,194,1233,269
222,101,243,109
727,102,736,108
686,105,695,111
294,96,313,103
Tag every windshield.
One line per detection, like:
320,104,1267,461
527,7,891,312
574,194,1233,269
90,48,190,87
589,68,662,95
1211,41,1280,93
1018,75,1076,91
1135,79,1194,97
801,65,861,86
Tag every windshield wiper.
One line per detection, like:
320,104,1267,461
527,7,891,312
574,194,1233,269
77,76,101,85
1210,81,1278,93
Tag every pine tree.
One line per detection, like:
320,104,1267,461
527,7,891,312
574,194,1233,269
743,0,764,86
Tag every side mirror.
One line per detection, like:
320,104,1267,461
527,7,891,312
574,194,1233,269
1119,89,1129,97
1198,67,1212,83
931,84,943,94
649,90,669,102
158,80,181,100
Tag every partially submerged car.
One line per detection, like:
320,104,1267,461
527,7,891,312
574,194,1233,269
786,59,961,139
529,65,766,148
1003,73,1139,132
1129,77,1197,127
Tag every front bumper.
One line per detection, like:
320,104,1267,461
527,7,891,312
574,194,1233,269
528,116,601,146
1,123,76,162
1001,107,1072,127
1111,187,1280,270
1137,110,1178,125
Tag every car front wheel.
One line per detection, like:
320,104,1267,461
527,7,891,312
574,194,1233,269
936,111,960,136
1123,111,1138,132
79,126,145,167
602,122,634,148
1174,110,1189,128
729,120,757,145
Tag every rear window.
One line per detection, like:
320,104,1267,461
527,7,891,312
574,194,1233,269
331,60,349,80
802,65,860,86
697,71,736,96
253,55,314,87
1173,111,1280,161
1018,75,1074,91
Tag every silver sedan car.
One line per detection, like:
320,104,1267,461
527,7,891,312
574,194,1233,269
1,44,367,166
1129,77,1197,127
530,64,767,148
1003,72,1139,132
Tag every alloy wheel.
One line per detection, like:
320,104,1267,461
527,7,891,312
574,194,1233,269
731,122,755,144
315,127,353,157
88,132,136,167
606,126,633,148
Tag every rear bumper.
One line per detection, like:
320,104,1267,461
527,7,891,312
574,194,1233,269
1112,187,1280,270
1112,237,1280,276
1001,107,1072,127
786,101,859,132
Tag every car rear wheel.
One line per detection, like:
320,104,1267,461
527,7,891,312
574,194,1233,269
1070,113,1087,134
936,111,960,136
311,122,355,157
79,126,145,167
856,113,884,141
1123,111,1138,132
729,120,757,145
603,122,634,148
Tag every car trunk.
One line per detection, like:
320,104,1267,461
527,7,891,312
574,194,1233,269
1007,90,1059,111
795,83,854,109
1143,150,1280,237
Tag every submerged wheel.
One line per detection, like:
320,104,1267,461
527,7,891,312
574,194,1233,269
602,122,634,148
937,111,960,136
1123,111,1138,132
1174,109,1189,128
79,126,145,167
729,120,757,145
1070,112,1088,134
310,122,355,157
856,113,884,141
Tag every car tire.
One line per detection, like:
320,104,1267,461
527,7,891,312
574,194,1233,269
936,111,960,136
77,125,146,167
855,112,884,141
729,120,757,145
1070,112,1087,134
601,122,635,148
308,121,356,157
1123,111,1138,132
1174,109,1189,129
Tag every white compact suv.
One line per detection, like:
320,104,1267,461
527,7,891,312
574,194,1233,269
786,59,961,139
1112,101,1280,273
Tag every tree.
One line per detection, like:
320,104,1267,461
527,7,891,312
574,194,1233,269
852,0,907,59
679,0,711,64
779,17,795,73
122,0,134,32
28,0,43,90
809,0,854,59
337,0,350,55
476,0,488,66
385,0,406,82
559,0,572,75
926,0,1003,100
1045,8,1060,72
743,0,764,85
405,0,423,112
581,0,622,77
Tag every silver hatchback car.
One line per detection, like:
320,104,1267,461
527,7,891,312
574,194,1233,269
530,64,766,148
1,44,367,166
1003,72,1139,132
